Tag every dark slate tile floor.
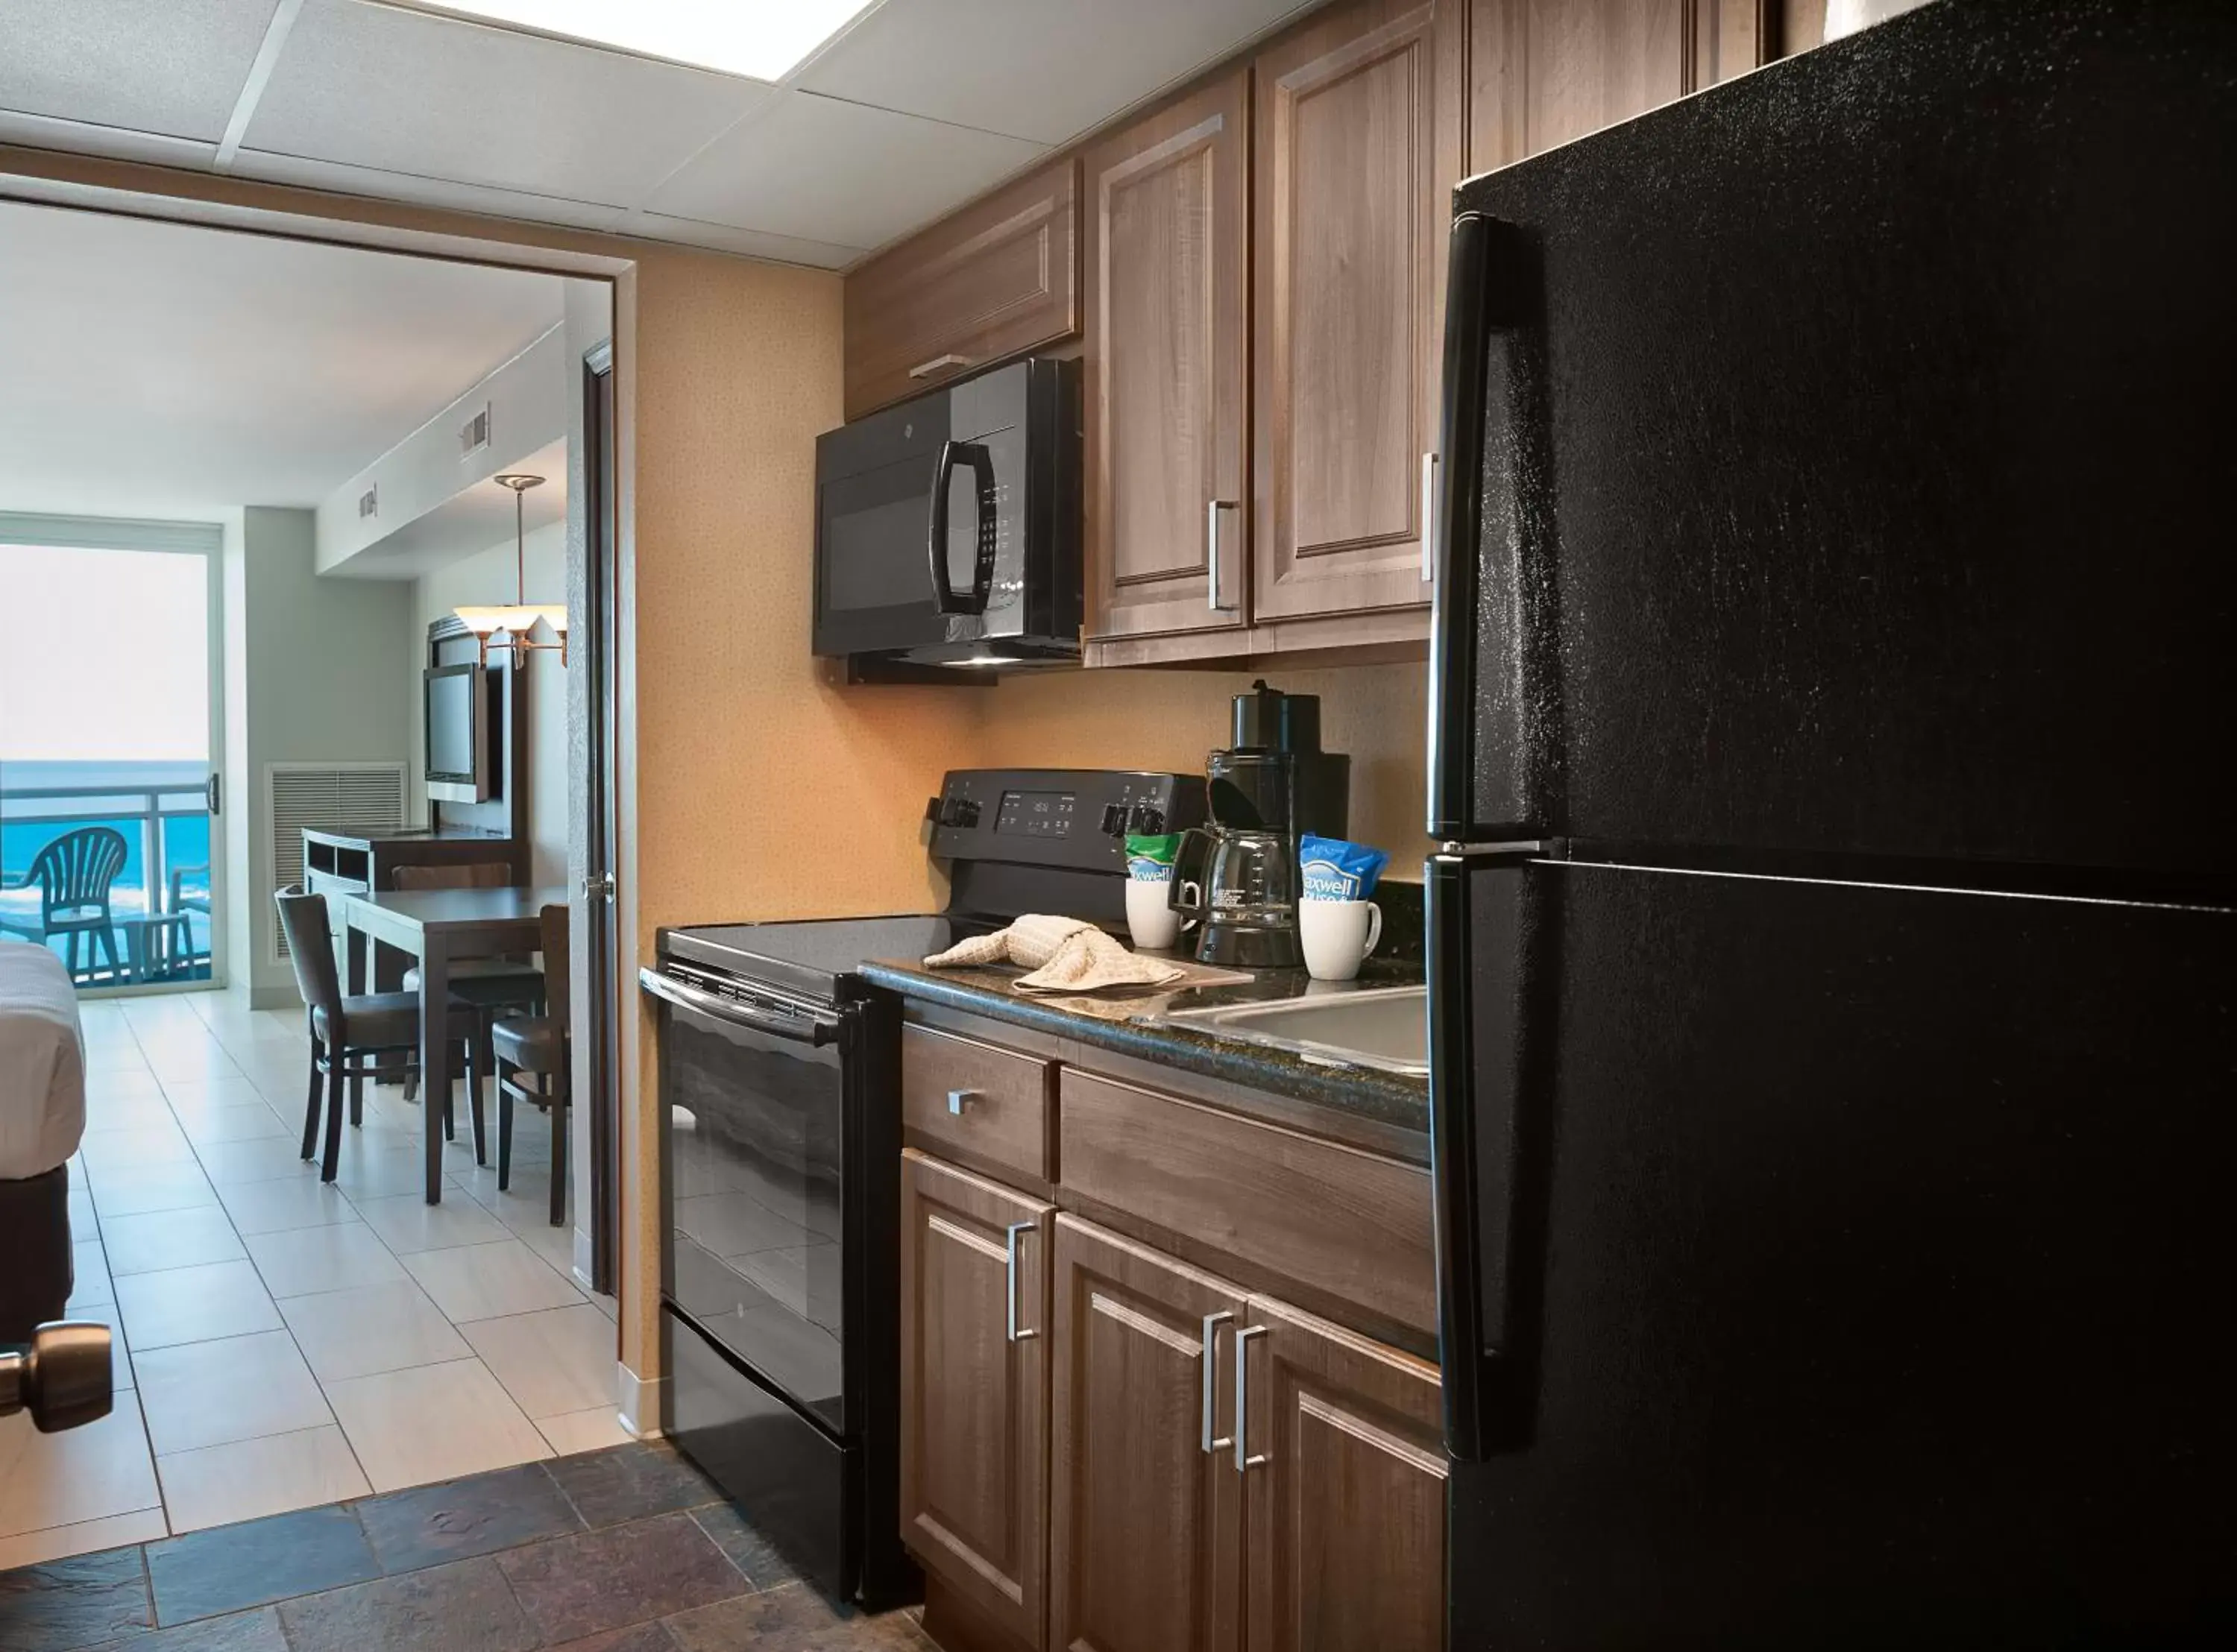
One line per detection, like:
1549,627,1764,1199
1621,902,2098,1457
0,1443,932,1652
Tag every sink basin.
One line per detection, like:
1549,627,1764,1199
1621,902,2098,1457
1161,986,1429,1077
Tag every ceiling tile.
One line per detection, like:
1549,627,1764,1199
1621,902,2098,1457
232,148,630,236
619,212,864,271
243,0,770,209
0,108,221,171
646,89,1044,253
0,0,278,142
795,0,1312,145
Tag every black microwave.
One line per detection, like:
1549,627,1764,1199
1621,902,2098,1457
812,356,1080,671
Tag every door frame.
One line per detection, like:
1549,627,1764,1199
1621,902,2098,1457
581,340,621,1295
0,513,228,998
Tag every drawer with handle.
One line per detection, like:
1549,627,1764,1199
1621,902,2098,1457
901,1023,1054,1185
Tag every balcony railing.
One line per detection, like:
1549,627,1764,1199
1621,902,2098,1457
0,781,213,987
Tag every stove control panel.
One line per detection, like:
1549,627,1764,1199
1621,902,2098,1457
926,769,1206,872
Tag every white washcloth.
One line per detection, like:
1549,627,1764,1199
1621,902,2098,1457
925,914,1185,994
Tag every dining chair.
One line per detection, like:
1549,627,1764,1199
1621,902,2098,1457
0,827,130,986
274,886,479,1182
493,902,570,1226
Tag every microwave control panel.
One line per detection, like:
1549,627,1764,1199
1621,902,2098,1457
927,769,1206,871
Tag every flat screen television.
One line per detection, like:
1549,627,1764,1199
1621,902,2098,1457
424,663,491,804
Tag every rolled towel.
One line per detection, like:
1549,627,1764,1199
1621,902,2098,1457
925,915,1184,994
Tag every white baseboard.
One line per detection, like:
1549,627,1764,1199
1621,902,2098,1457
617,1359,664,1437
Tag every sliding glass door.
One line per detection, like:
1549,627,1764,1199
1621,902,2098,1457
0,521,225,994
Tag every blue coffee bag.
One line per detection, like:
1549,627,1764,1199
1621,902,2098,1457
1299,835,1388,901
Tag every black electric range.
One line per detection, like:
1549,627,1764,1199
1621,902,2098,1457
641,769,1203,1609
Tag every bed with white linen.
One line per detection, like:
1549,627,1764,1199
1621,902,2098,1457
0,942,86,1343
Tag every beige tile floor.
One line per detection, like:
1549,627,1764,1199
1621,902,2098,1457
0,989,627,1573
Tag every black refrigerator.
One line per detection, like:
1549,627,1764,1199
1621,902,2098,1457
1426,2,2235,1646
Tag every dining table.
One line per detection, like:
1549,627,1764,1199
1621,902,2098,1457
342,884,566,1203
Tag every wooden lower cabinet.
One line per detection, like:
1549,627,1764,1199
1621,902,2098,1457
902,1150,1444,1652
901,1150,1053,1649
1240,1294,1448,1652
1049,1216,1247,1652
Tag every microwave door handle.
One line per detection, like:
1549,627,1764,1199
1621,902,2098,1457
638,968,839,1047
962,441,998,615
928,439,964,614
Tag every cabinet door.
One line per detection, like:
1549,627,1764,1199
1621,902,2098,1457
845,158,1080,420
1082,69,1251,647
901,1150,1054,1648
1050,1215,1246,1652
1240,1295,1447,1652
1252,0,1462,624
1467,0,1767,168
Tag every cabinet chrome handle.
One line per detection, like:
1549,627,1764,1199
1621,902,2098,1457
946,1088,980,1116
1234,1324,1269,1472
1005,1221,1038,1342
1420,451,1440,582
909,352,973,379
1201,1311,1233,1454
1206,499,1239,613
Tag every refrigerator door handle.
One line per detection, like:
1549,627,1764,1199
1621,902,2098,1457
1429,848,1548,1462
1429,212,1497,839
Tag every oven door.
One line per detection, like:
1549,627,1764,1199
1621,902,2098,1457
644,966,849,1434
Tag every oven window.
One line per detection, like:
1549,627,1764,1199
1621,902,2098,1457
661,999,847,1432
821,453,938,616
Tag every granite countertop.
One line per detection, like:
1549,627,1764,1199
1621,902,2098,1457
858,951,1430,1142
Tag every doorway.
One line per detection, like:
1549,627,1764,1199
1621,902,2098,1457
0,523,224,996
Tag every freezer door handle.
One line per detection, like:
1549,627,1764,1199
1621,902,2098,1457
1429,212,1494,838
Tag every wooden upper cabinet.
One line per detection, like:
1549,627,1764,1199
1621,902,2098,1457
1467,0,1768,168
900,1150,1053,1650
844,158,1080,420
1252,0,1462,625
1240,1295,1448,1652
1049,1216,1246,1652
1082,69,1251,649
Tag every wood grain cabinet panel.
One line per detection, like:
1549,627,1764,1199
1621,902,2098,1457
1082,69,1251,648
902,1023,1054,1187
902,1150,1054,1649
1252,0,1462,625
1239,1295,1447,1652
1057,1068,1438,1337
845,159,1080,420
1467,0,1768,169
1049,1216,1245,1652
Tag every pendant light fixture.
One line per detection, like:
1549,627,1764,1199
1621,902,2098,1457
453,473,568,669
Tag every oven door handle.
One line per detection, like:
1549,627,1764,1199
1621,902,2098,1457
638,968,839,1047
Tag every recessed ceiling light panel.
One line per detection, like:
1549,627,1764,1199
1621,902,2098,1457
413,0,878,82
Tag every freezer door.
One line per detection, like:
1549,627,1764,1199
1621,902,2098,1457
1428,0,2237,876
1432,854,2236,1645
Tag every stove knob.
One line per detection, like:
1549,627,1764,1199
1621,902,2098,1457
1127,803,1165,835
940,797,978,829
1100,803,1128,837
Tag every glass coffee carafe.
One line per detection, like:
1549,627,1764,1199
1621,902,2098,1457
1169,749,1303,968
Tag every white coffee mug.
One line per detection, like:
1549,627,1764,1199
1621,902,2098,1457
1126,877,1183,950
1300,898,1382,981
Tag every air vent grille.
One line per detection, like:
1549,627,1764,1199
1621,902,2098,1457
459,406,491,458
358,485,379,520
265,763,406,963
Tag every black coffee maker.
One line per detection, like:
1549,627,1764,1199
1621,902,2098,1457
1227,680,1350,843
1170,683,1351,968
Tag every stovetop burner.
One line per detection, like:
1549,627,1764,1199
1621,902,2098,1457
661,913,1001,1001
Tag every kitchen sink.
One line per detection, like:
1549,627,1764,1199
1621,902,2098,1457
1160,985,1429,1077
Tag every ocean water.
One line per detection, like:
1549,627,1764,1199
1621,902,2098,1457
1,759,213,978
